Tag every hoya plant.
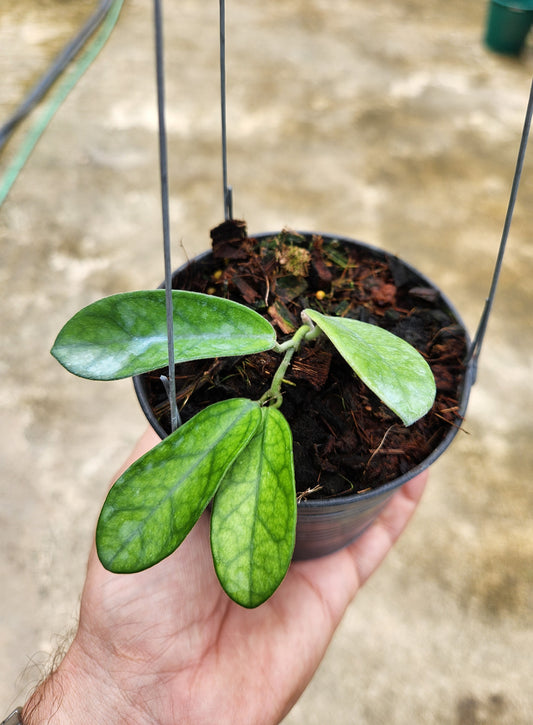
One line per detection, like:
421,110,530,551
51,287,436,607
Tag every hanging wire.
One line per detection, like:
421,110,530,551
468,76,533,378
219,0,233,220
154,0,180,432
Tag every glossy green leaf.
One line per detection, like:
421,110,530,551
96,398,261,573
211,407,296,608
51,290,277,380
304,309,436,426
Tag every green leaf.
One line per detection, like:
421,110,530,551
210,407,296,608
304,309,436,426
96,398,261,573
51,290,277,380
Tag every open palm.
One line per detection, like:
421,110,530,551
46,429,427,725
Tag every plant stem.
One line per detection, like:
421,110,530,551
261,324,315,407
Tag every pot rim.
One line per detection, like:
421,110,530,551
133,230,475,509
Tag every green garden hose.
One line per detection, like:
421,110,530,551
0,0,124,208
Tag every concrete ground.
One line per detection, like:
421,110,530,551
1,0,532,722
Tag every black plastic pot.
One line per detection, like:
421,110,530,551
133,232,475,560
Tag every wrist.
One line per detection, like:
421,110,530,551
21,636,150,725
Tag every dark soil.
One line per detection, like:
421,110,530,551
140,221,468,500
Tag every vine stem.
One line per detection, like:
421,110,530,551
261,324,317,407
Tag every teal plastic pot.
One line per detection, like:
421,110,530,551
485,0,533,55
133,232,474,560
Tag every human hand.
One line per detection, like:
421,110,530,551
23,428,428,725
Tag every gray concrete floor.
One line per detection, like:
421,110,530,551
1,1,532,722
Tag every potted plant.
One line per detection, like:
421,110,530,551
51,220,473,608
48,0,532,612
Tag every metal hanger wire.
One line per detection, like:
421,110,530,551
152,0,233,432
468,76,533,379
220,0,233,220
154,0,180,432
